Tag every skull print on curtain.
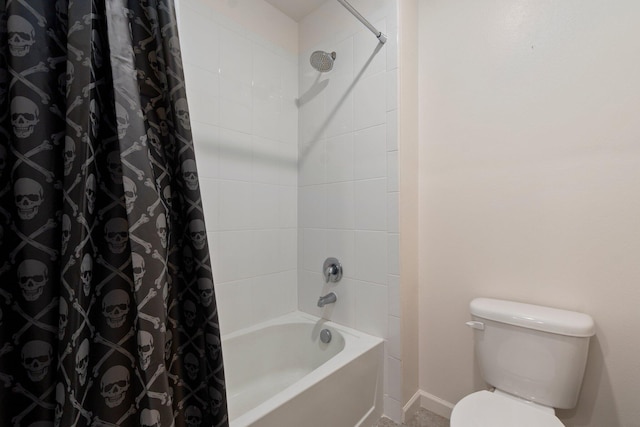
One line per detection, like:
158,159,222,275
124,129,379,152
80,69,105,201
0,1,228,426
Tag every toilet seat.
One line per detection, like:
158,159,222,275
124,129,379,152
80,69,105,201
450,390,565,427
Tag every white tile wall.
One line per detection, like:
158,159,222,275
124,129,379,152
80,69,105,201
213,231,253,283
251,271,298,324
387,192,399,233
199,178,219,229
192,122,220,178
325,277,357,327
354,125,387,180
299,139,326,186
325,76,355,138
250,229,281,276
326,230,355,274
298,0,400,421
388,232,400,276
386,109,398,151
354,72,387,131
354,21,388,78
219,27,253,85
354,231,388,284
178,0,299,335
354,179,387,231
388,274,401,317
299,185,327,229
355,280,389,337
386,353,402,400
385,354,403,416
219,180,252,230
218,128,252,181
184,64,220,127
251,184,280,229
302,228,327,271
326,133,355,182
178,4,219,72
214,279,254,332
278,187,297,228
251,137,281,184
387,151,399,192
388,315,402,360
326,181,355,229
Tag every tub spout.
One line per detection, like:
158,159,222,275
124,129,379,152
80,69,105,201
317,292,337,307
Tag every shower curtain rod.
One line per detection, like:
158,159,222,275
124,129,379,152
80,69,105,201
337,0,387,44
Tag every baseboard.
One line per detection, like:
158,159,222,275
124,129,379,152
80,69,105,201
402,390,423,422
403,390,455,421
420,391,455,419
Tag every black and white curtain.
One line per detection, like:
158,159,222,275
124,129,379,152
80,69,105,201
0,0,227,426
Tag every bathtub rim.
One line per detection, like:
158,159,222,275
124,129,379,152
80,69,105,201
222,311,384,426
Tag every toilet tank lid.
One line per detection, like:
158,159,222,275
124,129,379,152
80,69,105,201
470,298,595,337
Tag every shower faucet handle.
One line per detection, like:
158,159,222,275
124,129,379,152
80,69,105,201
323,257,343,283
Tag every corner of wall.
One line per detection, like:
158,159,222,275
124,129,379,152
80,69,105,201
398,0,420,408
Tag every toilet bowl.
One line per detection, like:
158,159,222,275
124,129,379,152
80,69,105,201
450,298,595,427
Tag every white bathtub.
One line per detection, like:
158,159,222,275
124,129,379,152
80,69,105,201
222,311,384,427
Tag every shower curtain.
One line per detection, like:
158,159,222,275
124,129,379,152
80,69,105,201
0,1,227,426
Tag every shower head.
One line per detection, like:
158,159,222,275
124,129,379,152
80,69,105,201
310,51,336,72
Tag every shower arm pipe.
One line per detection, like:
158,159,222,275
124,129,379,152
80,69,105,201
336,0,387,44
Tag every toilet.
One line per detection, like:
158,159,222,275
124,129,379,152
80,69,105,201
451,298,595,427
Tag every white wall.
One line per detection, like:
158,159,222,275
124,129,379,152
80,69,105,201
417,0,640,425
297,0,402,420
397,0,420,413
177,0,299,334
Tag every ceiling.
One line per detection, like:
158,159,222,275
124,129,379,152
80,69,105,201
264,0,328,22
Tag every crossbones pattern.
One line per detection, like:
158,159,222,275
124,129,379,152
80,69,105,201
11,382,56,426
11,140,55,182
2,2,226,426
12,299,58,343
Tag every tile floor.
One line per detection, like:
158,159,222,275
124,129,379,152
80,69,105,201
375,408,450,427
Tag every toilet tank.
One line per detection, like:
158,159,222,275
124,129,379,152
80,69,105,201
469,298,595,409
